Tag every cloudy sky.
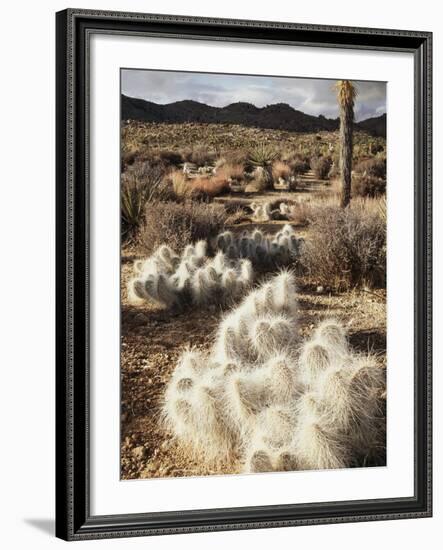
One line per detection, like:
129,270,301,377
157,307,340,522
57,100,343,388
121,69,386,122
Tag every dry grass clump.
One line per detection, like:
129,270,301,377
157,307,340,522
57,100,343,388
162,273,385,473
246,167,271,192
188,163,246,198
300,202,386,289
290,158,310,175
141,200,228,255
157,149,184,166
352,156,386,197
281,152,310,176
354,156,386,179
223,149,250,166
213,224,302,267
121,162,173,240
186,146,217,166
128,242,254,311
168,171,193,199
216,163,245,184
190,176,230,198
287,200,316,226
272,161,291,181
352,174,386,197
122,148,184,171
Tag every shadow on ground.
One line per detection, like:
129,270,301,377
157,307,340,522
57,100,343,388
349,329,386,355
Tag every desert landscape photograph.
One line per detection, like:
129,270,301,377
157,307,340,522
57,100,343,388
120,69,387,480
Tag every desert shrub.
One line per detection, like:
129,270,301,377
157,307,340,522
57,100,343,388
311,156,333,180
188,146,216,166
121,162,172,239
191,176,230,198
300,204,386,289
168,171,193,199
217,163,245,184
288,201,315,226
141,200,228,255
245,169,270,192
128,243,254,310
158,149,183,166
222,199,250,215
224,149,249,166
214,157,227,169
226,208,250,226
289,158,310,175
352,157,386,197
163,273,385,470
370,143,384,155
272,161,291,181
123,149,183,172
352,174,386,197
122,161,168,194
354,157,386,179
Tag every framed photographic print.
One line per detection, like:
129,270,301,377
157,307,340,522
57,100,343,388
55,9,432,541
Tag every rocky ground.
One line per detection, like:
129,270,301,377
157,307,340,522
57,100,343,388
122,121,385,160
120,250,386,480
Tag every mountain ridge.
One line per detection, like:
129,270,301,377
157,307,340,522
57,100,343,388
121,95,386,137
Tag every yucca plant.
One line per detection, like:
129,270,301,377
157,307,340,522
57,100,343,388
336,80,357,208
248,144,278,189
121,180,152,240
121,163,165,240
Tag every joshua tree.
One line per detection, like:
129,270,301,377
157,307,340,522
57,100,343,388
336,80,357,208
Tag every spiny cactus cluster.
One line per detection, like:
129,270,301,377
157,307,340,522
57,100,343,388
250,201,294,222
163,271,385,474
214,224,302,267
250,201,272,221
128,241,254,310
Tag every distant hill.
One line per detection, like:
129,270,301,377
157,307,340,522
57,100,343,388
356,114,386,137
121,95,386,137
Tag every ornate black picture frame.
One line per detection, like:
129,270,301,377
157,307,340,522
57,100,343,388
55,8,432,541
